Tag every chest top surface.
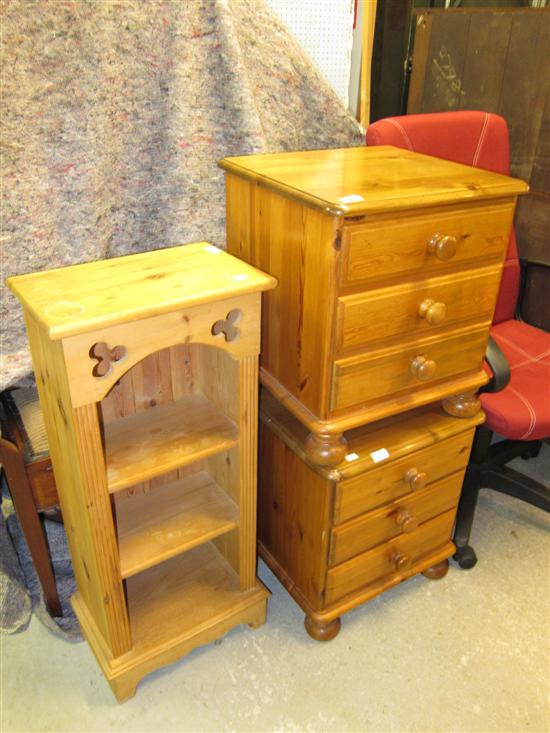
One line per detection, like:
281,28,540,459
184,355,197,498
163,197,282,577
7,242,277,340
219,145,528,216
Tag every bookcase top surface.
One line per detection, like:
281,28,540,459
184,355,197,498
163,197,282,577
7,242,277,340
219,145,528,215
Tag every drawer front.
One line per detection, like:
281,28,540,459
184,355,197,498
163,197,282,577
339,202,514,287
334,429,474,524
335,266,501,352
330,472,463,566
331,325,488,412
325,510,455,604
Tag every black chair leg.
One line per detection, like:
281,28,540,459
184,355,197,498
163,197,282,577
452,426,492,570
520,440,542,460
453,467,481,569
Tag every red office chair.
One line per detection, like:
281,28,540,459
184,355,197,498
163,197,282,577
367,111,550,568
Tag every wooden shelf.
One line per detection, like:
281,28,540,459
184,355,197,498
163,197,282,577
115,472,239,579
125,542,260,655
104,394,238,493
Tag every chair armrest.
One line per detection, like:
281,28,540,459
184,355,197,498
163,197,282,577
479,336,510,394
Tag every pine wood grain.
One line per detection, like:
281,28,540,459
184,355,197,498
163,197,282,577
238,355,260,590
225,173,339,420
330,471,464,565
61,293,262,408
72,547,269,703
331,324,489,411
115,472,239,579
262,365,487,436
125,543,263,655
261,388,482,483
334,430,475,523
259,420,331,611
325,510,456,604
220,146,527,217
339,201,514,287
7,242,276,340
104,394,238,492
11,242,272,700
22,314,132,656
335,264,502,351
223,147,525,433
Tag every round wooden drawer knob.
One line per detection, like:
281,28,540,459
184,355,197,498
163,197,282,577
392,552,413,572
418,298,447,325
427,233,458,261
404,467,427,491
395,509,419,533
409,355,437,381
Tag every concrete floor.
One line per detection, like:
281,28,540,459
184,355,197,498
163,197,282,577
2,451,549,733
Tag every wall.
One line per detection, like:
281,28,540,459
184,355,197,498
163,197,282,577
267,0,356,106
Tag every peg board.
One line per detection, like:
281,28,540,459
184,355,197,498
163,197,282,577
267,0,356,105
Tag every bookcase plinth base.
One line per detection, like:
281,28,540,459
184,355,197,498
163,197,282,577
72,582,269,703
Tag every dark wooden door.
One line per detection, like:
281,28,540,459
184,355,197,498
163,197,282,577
407,8,550,264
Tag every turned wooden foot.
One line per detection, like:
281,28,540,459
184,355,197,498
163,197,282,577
304,615,341,641
304,431,347,468
442,392,481,418
422,559,449,580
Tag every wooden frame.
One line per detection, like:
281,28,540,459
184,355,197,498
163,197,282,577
7,242,276,702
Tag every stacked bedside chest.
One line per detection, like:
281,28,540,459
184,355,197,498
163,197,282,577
219,146,528,639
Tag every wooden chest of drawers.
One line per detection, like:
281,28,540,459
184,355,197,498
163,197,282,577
220,146,527,467
221,146,527,639
259,392,484,639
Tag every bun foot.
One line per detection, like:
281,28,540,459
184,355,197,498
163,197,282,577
422,559,449,580
304,615,341,641
442,392,481,419
304,431,347,468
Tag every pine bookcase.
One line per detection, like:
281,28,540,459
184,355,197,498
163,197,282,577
8,242,277,702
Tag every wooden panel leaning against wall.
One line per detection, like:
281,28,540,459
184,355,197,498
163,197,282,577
406,7,550,268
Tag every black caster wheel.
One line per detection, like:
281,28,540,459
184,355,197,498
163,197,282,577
521,444,541,460
453,545,478,569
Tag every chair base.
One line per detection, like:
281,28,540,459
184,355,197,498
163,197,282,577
453,426,549,569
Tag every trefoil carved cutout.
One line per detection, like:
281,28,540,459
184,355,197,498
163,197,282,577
211,309,242,342
90,342,127,378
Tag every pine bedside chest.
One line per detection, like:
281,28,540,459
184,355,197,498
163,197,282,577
7,242,276,701
220,146,527,639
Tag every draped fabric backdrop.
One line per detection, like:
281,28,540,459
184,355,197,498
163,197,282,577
1,0,363,389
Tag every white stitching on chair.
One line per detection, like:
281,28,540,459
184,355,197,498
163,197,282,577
509,349,550,372
494,333,550,363
508,386,537,440
385,119,414,151
472,112,489,167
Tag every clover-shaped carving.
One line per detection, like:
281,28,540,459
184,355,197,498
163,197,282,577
90,342,127,378
211,309,242,342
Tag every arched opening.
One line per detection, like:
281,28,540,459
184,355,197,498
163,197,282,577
99,342,242,581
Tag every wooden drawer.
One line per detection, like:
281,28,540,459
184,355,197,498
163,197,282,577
331,325,488,412
325,510,455,604
335,265,501,352
334,429,474,524
330,472,463,566
339,202,514,287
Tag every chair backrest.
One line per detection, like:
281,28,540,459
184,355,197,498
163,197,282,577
366,111,519,324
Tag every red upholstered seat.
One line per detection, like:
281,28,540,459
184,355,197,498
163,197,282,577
481,321,550,440
366,111,549,442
